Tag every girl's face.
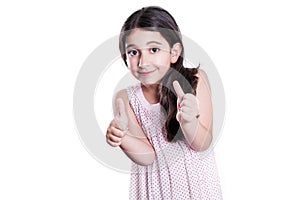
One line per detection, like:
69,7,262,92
125,28,178,85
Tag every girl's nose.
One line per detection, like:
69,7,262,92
138,51,149,67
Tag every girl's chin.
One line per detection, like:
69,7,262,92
139,78,158,85
135,76,163,86
141,81,159,86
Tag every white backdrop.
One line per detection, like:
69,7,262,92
1,1,300,199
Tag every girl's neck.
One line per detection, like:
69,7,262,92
141,84,159,104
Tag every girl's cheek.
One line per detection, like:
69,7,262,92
128,58,138,67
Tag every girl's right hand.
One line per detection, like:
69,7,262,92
106,98,128,147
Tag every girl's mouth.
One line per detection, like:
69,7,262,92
138,69,156,76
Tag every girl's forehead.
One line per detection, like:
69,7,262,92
125,28,169,48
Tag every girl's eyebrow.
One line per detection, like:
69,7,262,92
146,41,163,45
126,41,163,49
125,44,136,49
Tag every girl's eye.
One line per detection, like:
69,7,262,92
128,50,138,56
150,48,159,53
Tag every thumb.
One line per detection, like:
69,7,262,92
116,98,127,118
115,98,128,131
173,80,185,100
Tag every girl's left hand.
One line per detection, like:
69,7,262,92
173,81,200,124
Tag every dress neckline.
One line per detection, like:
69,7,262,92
137,83,160,108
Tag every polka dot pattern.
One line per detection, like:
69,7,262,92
127,84,222,200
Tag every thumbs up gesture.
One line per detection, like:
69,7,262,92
106,98,128,147
173,81,200,124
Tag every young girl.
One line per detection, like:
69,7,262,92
106,6,222,199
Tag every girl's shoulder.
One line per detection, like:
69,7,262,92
114,89,128,100
113,84,139,101
112,84,140,113
195,69,211,91
196,68,209,81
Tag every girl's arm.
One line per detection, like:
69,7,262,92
173,69,213,152
106,89,156,166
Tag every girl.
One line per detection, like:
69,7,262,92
106,6,222,199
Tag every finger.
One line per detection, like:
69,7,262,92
180,112,195,122
108,134,122,143
180,99,197,109
179,106,194,114
183,93,196,101
110,126,125,138
106,138,121,147
116,98,127,118
110,120,118,128
110,119,122,130
176,111,181,123
173,80,185,100
106,129,121,147
181,94,198,109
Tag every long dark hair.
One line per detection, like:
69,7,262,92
119,6,199,142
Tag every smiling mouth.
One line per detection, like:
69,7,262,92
138,69,156,76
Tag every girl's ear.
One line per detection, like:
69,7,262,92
170,43,182,63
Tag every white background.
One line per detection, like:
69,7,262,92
1,0,299,199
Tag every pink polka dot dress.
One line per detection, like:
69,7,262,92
127,84,222,200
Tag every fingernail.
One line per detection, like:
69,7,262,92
178,102,182,111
